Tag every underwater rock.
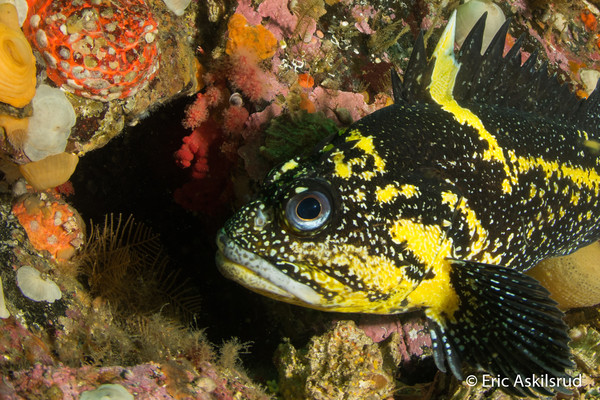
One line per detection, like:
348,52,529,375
0,359,271,399
275,320,395,400
570,324,600,376
0,0,201,164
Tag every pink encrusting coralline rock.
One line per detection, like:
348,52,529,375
0,357,269,400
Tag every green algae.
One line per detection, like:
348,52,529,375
260,111,339,164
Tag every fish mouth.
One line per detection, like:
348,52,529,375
215,230,323,306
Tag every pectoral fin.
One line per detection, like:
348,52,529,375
429,259,573,397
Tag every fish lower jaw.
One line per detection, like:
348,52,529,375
215,251,297,302
215,230,324,307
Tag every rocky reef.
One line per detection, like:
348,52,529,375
1,0,600,399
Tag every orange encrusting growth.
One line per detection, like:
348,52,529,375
298,73,315,88
581,9,598,32
12,195,85,262
226,13,278,60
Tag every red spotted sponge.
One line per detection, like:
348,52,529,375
23,0,159,101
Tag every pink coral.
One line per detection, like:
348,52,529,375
234,0,262,25
236,0,299,40
174,120,221,179
228,48,272,102
1,361,267,399
183,87,223,130
222,106,250,134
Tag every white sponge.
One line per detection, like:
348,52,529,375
80,384,134,400
24,85,76,162
16,266,62,303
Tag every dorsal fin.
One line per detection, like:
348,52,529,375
393,30,432,104
394,11,600,137
391,69,404,103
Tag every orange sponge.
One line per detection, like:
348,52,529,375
0,3,36,108
13,194,85,262
226,13,277,60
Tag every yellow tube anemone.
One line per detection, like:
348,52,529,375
0,2,36,108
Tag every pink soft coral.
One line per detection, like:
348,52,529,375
174,120,221,179
222,105,250,134
228,48,272,102
182,86,223,130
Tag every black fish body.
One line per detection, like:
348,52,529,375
216,11,599,396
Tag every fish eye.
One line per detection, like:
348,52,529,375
286,190,331,231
